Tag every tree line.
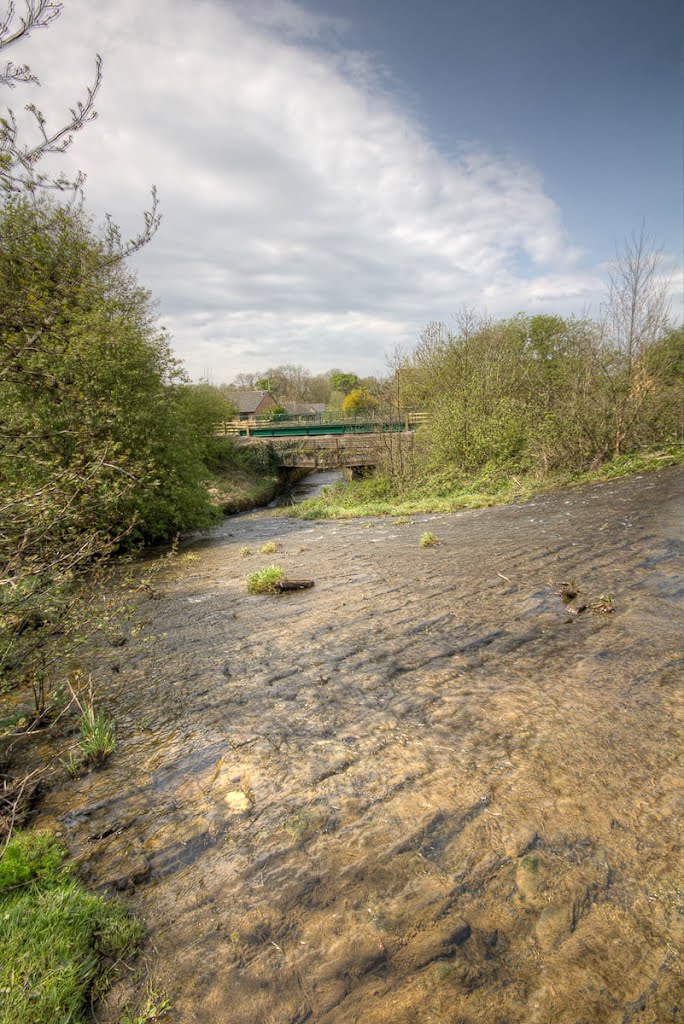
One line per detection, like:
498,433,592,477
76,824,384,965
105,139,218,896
223,367,385,413
394,234,682,482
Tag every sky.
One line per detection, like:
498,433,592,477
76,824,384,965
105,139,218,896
7,0,683,380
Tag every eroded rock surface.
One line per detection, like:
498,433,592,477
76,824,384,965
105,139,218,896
35,468,684,1023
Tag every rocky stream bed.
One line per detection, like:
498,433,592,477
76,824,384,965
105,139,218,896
32,468,684,1022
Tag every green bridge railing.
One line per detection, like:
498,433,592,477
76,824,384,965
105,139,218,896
220,413,427,438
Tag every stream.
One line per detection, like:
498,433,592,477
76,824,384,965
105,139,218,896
271,468,346,507
28,468,684,1023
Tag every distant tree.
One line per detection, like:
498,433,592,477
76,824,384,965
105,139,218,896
342,388,378,414
268,364,310,401
329,371,360,395
255,376,279,395
306,373,333,404
230,372,259,390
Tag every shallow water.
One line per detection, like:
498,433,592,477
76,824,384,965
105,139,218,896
271,468,346,506
33,469,684,1023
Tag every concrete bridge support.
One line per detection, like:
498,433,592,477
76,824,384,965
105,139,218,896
238,431,416,473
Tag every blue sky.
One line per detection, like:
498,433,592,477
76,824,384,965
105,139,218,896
309,0,681,263
10,0,682,379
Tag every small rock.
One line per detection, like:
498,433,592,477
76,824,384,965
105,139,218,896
558,582,578,601
395,919,471,970
516,852,544,899
535,903,574,950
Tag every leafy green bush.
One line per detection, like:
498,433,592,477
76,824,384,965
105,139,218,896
0,199,232,686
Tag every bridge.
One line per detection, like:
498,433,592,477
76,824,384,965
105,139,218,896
221,415,425,473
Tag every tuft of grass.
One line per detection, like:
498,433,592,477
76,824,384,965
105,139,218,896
78,705,116,765
419,531,438,548
260,540,278,554
239,546,250,558
246,565,285,595
66,674,116,768
121,990,171,1023
0,830,143,1024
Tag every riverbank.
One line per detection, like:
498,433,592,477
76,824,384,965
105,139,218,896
280,446,684,519
21,466,684,1023
206,464,280,515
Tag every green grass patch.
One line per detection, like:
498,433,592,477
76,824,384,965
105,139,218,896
277,446,684,520
246,565,285,594
0,830,143,1024
419,531,438,547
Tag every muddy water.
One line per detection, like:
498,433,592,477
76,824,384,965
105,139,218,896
37,469,683,1023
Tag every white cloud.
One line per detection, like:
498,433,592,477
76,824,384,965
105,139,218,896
6,0,616,379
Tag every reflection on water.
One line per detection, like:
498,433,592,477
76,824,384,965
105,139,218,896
29,469,684,1024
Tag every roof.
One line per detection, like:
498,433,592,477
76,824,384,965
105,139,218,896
282,402,326,415
233,390,274,414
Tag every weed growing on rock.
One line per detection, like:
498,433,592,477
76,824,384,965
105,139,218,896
420,531,438,547
239,546,250,558
247,566,285,595
260,541,278,554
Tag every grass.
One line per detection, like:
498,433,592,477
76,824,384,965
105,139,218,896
0,830,143,1024
260,540,278,554
419,531,438,547
78,705,116,764
246,565,285,594
278,446,684,520
65,676,116,769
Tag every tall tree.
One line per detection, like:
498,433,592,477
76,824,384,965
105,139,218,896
604,226,671,454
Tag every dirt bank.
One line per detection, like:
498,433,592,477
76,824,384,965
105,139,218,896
36,468,684,1023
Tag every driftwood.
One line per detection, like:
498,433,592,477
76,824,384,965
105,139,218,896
274,579,315,592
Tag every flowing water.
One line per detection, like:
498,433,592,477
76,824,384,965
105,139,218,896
32,469,684,1023
273,469,347,506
